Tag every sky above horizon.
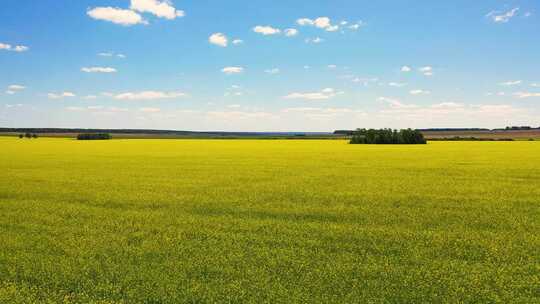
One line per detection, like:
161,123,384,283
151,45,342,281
1,0,539,131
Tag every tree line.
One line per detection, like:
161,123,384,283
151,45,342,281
19,133,38,139
77,133,112,140
350,129,427,145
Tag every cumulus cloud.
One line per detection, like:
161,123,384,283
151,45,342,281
352,77,379,86
348,21,365,30
378,97,416,109
81,67,117,73
0,42,29,52
8,85,26,91
87,7,147,26
418,66,433,76
388,82,407,87
222,67,244,74
410,89,431,95
5,85,26,95
265,68,280,74
232,39,243,45
48,92,76,99
114,91,186,100
401,66,412,72
98,52,126,58
513,92,540,98
284,88,342,100
253,25,281,35
297,17,339,32
209,33,228,47
305,37,324,44
284,28,299,37
499,80,522,86
130,0,185,19
486,8,519,23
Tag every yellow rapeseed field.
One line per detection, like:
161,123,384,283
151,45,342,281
1,137,539,303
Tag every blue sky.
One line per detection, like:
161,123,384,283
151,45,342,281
1,0,539,131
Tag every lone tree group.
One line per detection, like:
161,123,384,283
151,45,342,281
77,133,112,140
350,129,426,145
19,133,38,139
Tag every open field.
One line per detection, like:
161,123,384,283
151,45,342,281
1,137,539,303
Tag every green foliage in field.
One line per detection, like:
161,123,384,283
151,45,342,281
0,137,539,303
77,133,112,140
350,128,426,144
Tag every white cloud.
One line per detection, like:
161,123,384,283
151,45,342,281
284,88,342,100
388,82,407,87
13,46,29,52
87,7,147,26
114,91,186,100
418,66,433,76
8,85,25,91
378,97,416,109
98,52,126,58
0,42,29,52
139,107,161,112
87,105,104,110
348,21,365,30
81,67,117,73
253,25,281,35
232,39,243,45
513,92,540,98
487,8,519,23
297,17,339,32
305,37,324,44
401,66,412,72
5,85,25,95
130,0,185,19
327,64,337,69
352,77,379,86
410,89,431,95
326,25,339,32
265,68,280,74
284,28,299,37
5,104,23,108
48,92,76,99
531,83,540,87
209,33,228,47
222,67,244,74
499,80,522,86
84,95,98,100
297,18,314,26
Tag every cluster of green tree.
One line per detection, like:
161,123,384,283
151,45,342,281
19,133,38,139
504,126,533,130
350,129,426,145
77,133,112,140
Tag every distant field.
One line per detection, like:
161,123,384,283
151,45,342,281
2,128,540,140
1,137,539,303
